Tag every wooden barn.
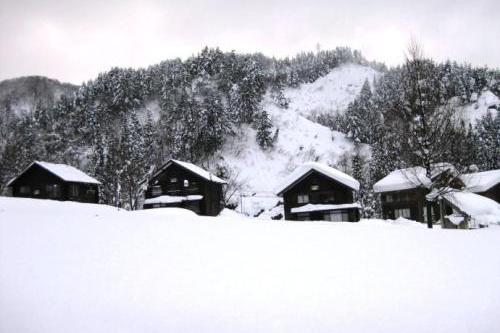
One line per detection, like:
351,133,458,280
276,162,361,222
7,161,100,203
143,159,226,216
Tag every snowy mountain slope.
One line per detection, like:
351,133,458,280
220,64,376,215
1,197,500,333
458,90,499,124
284,64,380,118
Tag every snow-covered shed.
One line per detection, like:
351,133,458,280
438,191,500,229
7,161,100,203
276,162,360,222
143,159,226,216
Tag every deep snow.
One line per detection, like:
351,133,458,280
1,197,500,333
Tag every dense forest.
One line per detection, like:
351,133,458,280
0,46,498,213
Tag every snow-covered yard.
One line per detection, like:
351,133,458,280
1,197,500,333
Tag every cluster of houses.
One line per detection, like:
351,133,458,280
6,159,500,229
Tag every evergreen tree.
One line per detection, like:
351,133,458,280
256,111,274,149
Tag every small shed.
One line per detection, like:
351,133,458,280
439,191,500,229
7,161,100,203
143,159,226,216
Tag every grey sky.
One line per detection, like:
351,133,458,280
1,0,499,84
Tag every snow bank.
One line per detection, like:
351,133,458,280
291,202,361,214
459,90,499,124
1,197,500,333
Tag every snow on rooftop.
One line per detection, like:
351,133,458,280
171,160,226,184
144,195,203,205
373,167,430,193
276,162,360,195
291,203,361,214
8,161,101,185
443,191,500,225
461,169,500,193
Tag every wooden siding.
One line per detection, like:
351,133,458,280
143,162,224,216
379,188,440,223
282,170,359,222
9,163,99,203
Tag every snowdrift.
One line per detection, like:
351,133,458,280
1,197,500,333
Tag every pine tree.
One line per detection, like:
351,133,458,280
256,111,274,149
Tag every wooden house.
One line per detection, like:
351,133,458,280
276,162,361,222
143,159,226,216
7,161,100,203
374,166,500,224
373,165,459,223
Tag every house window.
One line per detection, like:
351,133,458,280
69,184,79,197
395,208,411,219
86,188,96,199
324,211,349,222
46,184,61,199
310,184,319,191
170,177,178,183
152,185,162,196
19,185,30,195
297,212,310,221
297,194,309,204
184,179,189,188
152,204,161,208
33,189,41,196
385,194,393,203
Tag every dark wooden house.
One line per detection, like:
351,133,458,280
276,162,361,222
143,159,226,216
7,161,100,203
373,166,451,223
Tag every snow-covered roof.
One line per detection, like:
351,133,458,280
442,191,500,225
373,167,430,193
461,169,500,193
144,195,203,205
291,203,361,214
7,161,101,186
373,163,460,193
276,162,360,195
152,160,226,184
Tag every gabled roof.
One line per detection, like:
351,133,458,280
461,169,500,193
151,159,226,184
276,162,360,196
7,161,101,186
373,163,457,193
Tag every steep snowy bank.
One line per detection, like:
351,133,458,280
1,197,500,333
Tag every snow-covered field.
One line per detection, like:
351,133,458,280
1,197,500,333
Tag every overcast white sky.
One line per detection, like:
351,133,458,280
1,0,499,84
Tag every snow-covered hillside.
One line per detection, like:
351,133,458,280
459,90,500,124
285,64,380,118
1,197,500,333
220,64,377,215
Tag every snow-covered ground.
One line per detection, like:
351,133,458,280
459,90,499,124
1,197,500,333
221,64,375,215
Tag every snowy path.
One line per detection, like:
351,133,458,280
1,197,500,333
